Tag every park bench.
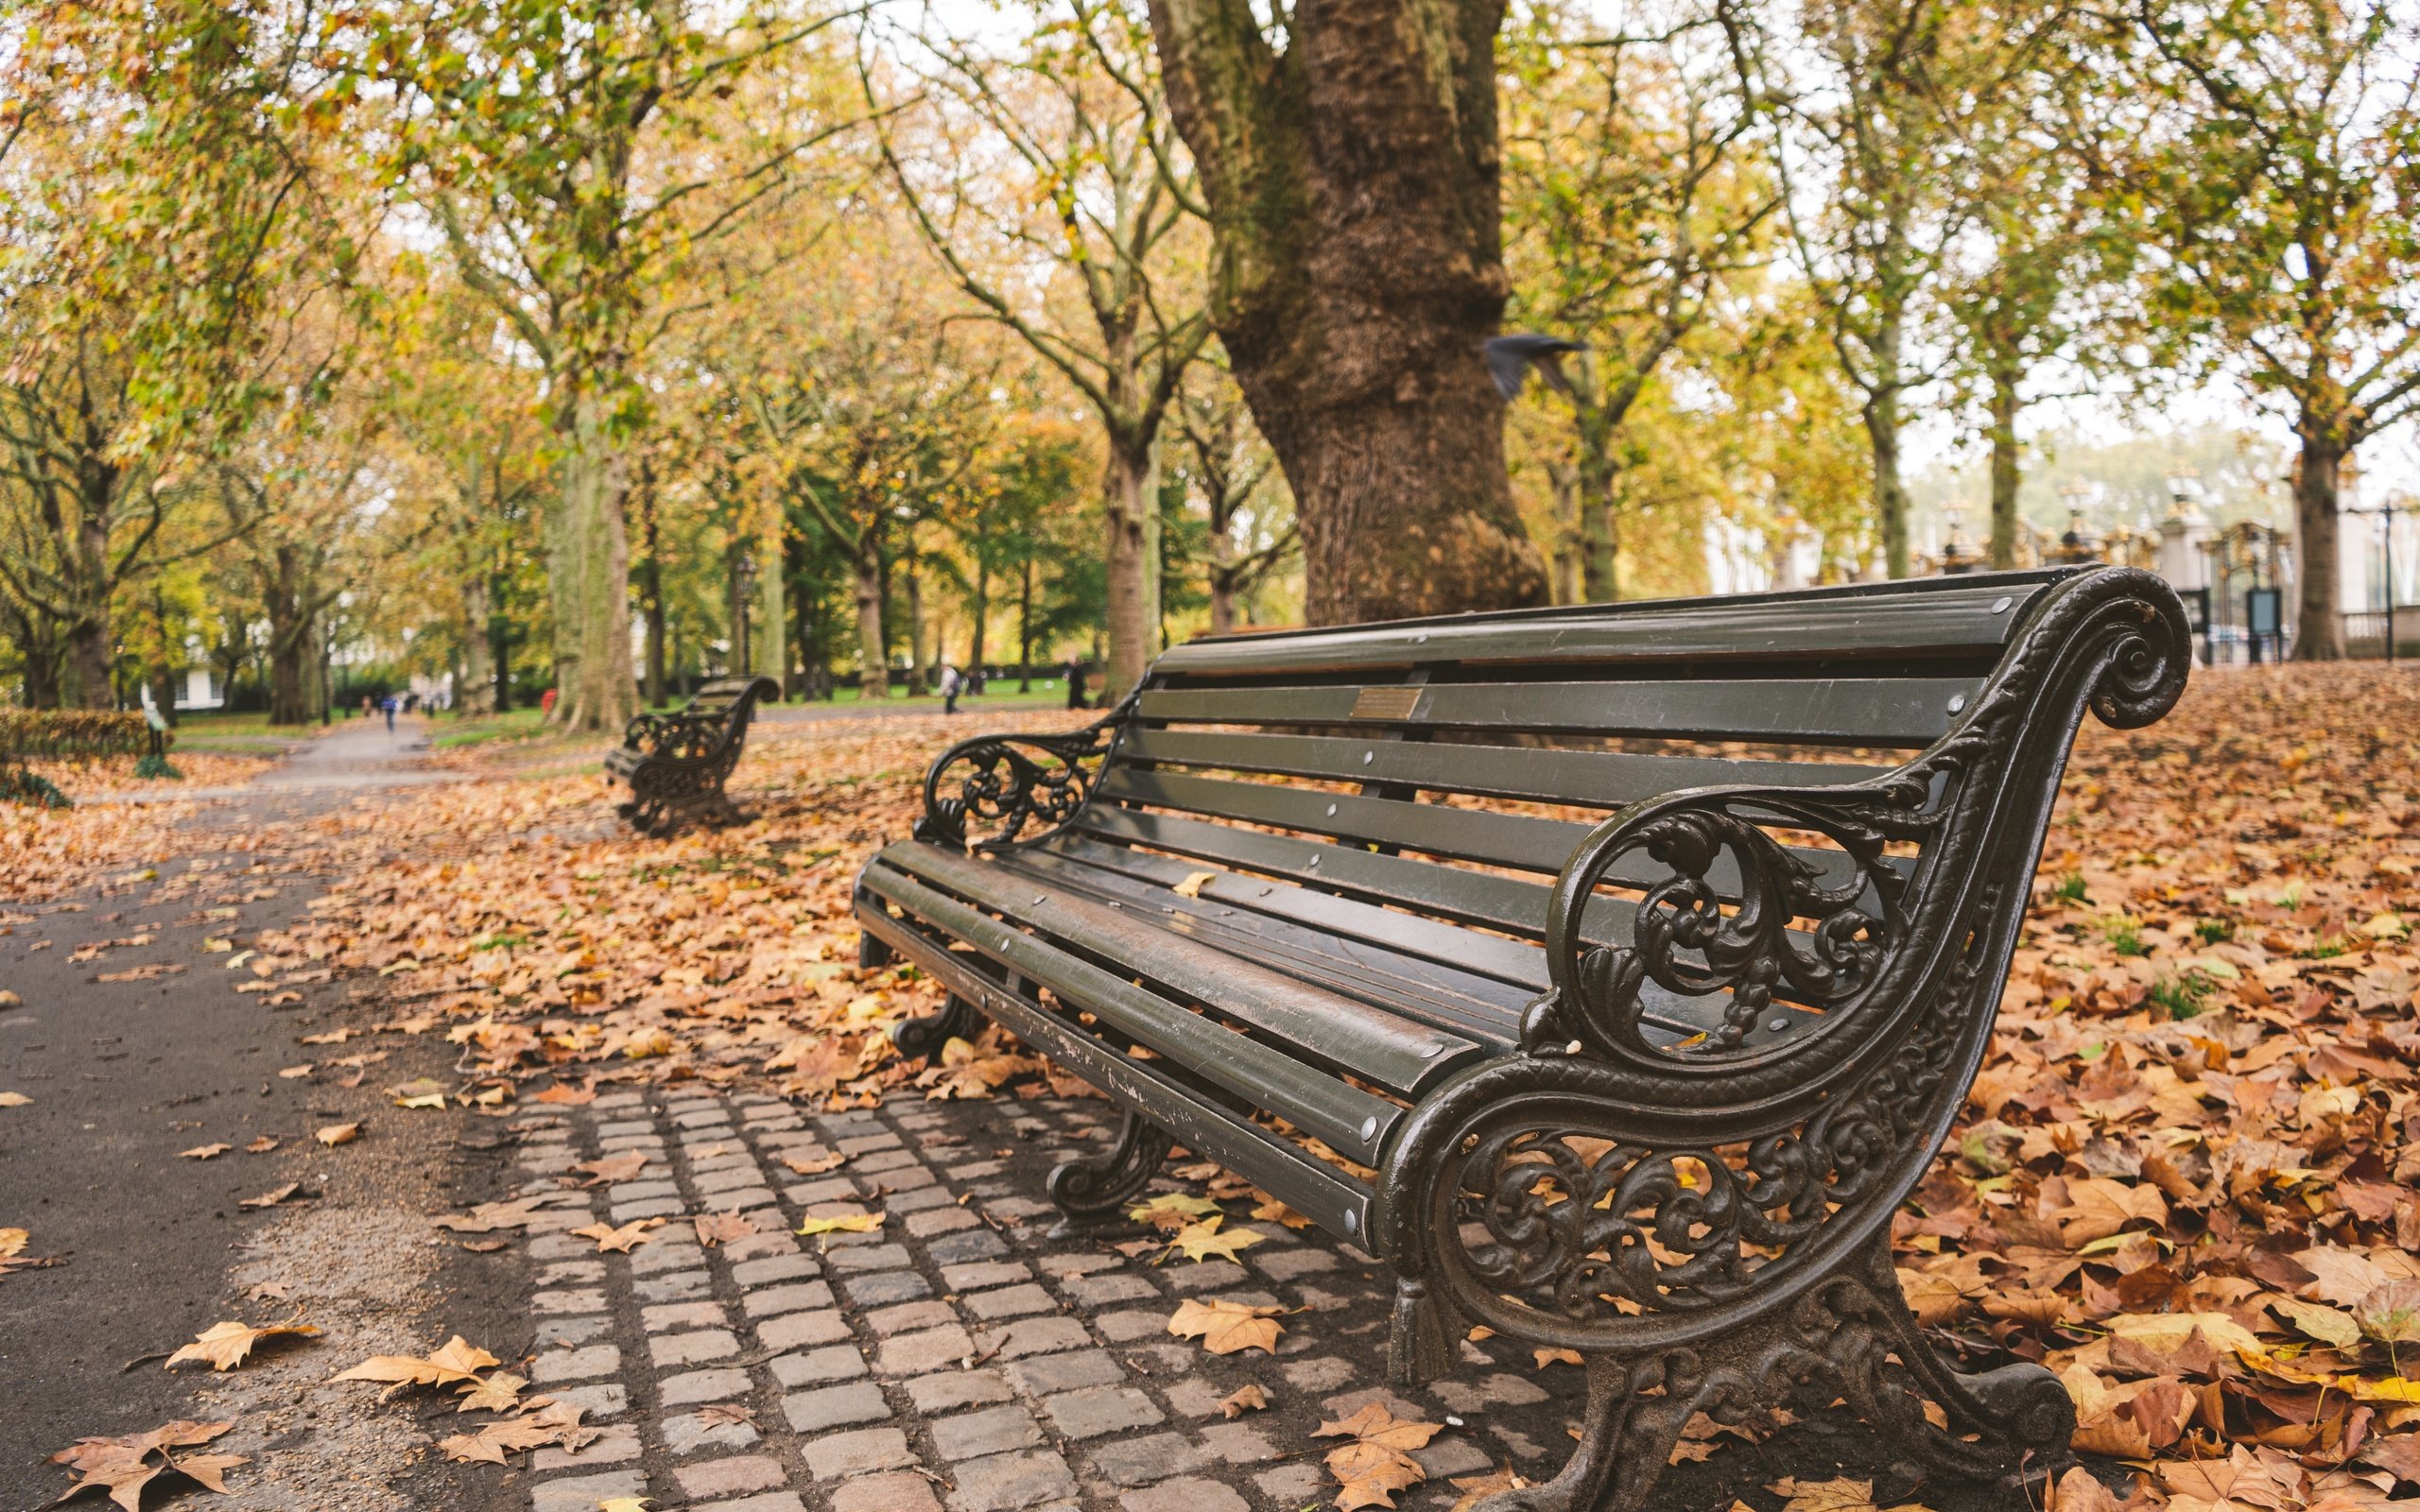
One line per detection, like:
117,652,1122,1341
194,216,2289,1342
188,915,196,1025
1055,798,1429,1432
854,565,2188,1512
605,675,782,835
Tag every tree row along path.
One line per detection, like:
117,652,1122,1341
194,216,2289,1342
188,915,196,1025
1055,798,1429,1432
2,670,2419,1511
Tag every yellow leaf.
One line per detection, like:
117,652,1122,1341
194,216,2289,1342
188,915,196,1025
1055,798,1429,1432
1220,1383,1270,1418
796,1211,883,1238
1127,1192,1219,1230
394,1091,446,1109
1167,1216,1267,1263
179,1143,232,1160
1171,870,1217,898
1533,1347,1583,1368
315,1122,360,1146
0,1091,31,1108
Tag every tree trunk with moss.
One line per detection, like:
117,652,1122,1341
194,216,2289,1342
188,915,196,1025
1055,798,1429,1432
1146,0,1547,624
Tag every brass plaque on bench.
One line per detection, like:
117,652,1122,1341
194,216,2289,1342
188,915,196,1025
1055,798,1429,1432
1350,686,1426,721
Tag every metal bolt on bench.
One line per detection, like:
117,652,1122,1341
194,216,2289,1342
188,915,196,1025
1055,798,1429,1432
855,565,2190,1512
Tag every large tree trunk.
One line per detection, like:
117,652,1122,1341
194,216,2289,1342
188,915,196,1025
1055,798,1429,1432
1575,404,1619,601
904,546,928,696
1863,387,1911,580
759,518,787,695
2293,428,2345,662
1017,558,1035,691
550,389,636,732
969,555,990,676
460,575,496,715
853,528,889,699
637,463,666,709
1987,358,2021,571
1102,440,1152,694
488,574,513,713
1148,0,1547,625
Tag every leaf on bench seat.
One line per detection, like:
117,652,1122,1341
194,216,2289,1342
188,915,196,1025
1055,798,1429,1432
1171,870,1217,898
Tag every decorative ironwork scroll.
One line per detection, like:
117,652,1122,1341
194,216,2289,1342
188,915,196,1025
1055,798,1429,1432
916,694,1137,853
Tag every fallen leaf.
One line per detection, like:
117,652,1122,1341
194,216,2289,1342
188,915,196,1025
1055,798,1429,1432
179,1143,232,1160
1534,1347,1583,1368
0,1091,32,1108
1128,1192,1220,1230
244,1137,279,1153
237,1182,303,1210
1171,870,1217,898
457,1364,529,1413
434,1199,543,1233
333,1335,500,1396
1168,1297,1284,1355
1317,1405,1444,1510
572,1218,665,1252
694,1211,755,1248
781,1152,847,1176
576,1150,648,1186
47,1419,239,1511
314,1123,359,1147
1220,1383,1270,1418
277,1065,314,1079
531,1082,595,1105
1167,1215,1266,1263
699,1403,757,1429
165,1316,322,1371
1448,1467,1533,1512
796,1211,883,1238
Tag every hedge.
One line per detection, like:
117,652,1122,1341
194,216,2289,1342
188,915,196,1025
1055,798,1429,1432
0,710,155,760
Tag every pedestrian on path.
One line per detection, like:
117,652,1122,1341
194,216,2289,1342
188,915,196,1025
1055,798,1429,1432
381,694,397,735
939,660,962,714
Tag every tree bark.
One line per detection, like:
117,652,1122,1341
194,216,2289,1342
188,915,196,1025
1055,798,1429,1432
759,518,787,696
1103,440,1152,693
460,575,496,715
1147,0,1547,625
969,554,990,676
637,462,666,709
550,389,636,731
1987,358,2021,571
904,544,928,696
2293,428,2345,661
1575,404,1619,601
853,527,889,699
1863,387,1911,579
1017,557,1035,691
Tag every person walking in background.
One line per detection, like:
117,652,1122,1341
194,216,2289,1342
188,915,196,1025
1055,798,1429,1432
939,660,962,715
381,693,397,735
1063,658,1088,711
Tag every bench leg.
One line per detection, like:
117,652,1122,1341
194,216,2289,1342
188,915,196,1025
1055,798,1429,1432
890,994,982,1061
1046,1109,1173,1228
858,930,894,971
1460,1238,2072,1512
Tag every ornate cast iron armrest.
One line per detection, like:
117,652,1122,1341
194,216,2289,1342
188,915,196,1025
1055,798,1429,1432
916,695,1135,853
620,713,668,753
1520,779,1930,1069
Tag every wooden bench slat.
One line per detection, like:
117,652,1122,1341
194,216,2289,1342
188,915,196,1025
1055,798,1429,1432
880,841,1483,1107
1120,729,1892,807
1134,675,1977,747
1096,767,1900,899
1010,845,1539,1047
1153,574,2057,678
1036,835,1831,1044
856,897,1374,1238
1080,804,1622,939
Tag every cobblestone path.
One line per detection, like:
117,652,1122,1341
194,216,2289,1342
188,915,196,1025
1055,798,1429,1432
507,1089,1586,1512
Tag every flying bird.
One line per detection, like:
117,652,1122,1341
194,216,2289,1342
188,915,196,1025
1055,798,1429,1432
1484,335,1586,401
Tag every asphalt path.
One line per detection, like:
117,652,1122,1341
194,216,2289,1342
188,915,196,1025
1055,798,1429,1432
0,721,527,1507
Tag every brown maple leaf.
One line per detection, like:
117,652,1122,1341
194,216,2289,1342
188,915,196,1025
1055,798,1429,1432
165,1315,322,1371
1167,1297,1285,1355
571,1218,664,1252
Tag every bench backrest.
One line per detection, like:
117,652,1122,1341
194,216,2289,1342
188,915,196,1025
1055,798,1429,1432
1059,567,2187,969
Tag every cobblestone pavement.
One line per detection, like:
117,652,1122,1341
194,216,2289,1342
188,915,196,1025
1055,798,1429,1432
503,1088,1599,1512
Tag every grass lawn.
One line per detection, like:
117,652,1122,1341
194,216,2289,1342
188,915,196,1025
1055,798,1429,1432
430,707,552,748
